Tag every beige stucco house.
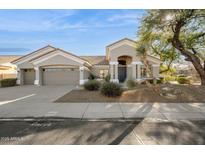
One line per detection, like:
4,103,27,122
12,38,162,86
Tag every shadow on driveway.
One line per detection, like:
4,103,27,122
1,118,205,144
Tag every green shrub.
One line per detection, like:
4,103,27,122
164,75,176,82
0,78,17,87
100,82,122,97
88,74,96,80
104,74,111,82
177,77,190,84
160,65,176,75
84,80,101,91
126,79,136,88
149,78,163,84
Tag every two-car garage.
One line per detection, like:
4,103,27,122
14,46,90,86
42,67,79,85
22,67,80,86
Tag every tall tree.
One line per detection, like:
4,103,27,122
137,27,179,74
138,9,205,85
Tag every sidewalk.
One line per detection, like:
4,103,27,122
1,102,205,121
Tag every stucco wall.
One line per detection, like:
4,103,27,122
109,44,140,62
83,68,90,79
15,46,55,68
108,43,161,66
36,55,83,67
126,65,132,80
18,62,34,69
90,65,109,78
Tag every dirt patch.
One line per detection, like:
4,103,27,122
55,84,205,103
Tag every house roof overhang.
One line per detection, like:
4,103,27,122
29,48,92,67
106,38,162,64
11,45,56,64
106,38,137,60
11,45,91,67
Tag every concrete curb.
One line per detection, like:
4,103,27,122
0,116,201,122
0,116,159,122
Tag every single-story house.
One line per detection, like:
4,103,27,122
12,38,162,86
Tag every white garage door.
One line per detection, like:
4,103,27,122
24,69,35,85
42,68,79,85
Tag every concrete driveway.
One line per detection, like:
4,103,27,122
0,85,81,118
0,85,205,120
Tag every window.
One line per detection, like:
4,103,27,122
100,69,108,79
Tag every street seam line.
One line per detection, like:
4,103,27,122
81,103,90,120
119,103,126,119
132,130,144,145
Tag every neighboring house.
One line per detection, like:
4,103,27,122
12,38,162,86
0,55,21,80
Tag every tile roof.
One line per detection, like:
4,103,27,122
106,38,137,48
80,56,109,65
11,45,55,63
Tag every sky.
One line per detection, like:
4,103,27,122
0,9,146,56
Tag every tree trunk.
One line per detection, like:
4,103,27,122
204,61,205,71
189,55,205,85
172,41,205,85
172,20,205,86
140,52,153,86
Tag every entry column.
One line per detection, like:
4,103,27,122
131,62,137,80
109,61,119,83
79,66,84,85
17,68,24,85
131,61,142,81
34,66,42,85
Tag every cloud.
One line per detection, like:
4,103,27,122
0,10,77,32
0,10,143,32
0,37,77,45
107,14,142,23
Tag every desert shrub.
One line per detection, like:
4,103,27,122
100,82,122,97
83,80,101,91
0,78,17,87
178,74,186,78
149,78,163,84
160,65,176,75
164,75,176,82
104,74,111,82
177,76,190,84
88,74,96,80
126,79,136,88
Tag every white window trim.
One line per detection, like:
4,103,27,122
109,61,119,65
131,61,143,65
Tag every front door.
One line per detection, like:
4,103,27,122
118,65,126,82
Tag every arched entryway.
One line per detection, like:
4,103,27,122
118,56,132,82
